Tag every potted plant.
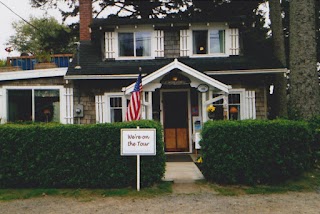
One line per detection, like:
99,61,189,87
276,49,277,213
34,51,57,69
207,104,216,119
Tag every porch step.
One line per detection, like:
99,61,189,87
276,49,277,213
162,162,205,183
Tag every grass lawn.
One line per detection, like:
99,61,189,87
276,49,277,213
209,166,320,196
0,167,319,201
0,181,172,201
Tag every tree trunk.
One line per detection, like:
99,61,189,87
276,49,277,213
269,0,288,118
289,0,320,119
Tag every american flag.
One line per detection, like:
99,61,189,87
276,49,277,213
125,74,142,121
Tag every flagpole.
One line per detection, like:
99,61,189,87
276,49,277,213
139,67,142,120
137,126,140,191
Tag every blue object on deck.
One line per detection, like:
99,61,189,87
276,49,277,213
9,54,73,70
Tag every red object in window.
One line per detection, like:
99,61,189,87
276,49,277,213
43,109,51,115
230,106,238,114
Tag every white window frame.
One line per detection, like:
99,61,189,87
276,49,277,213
184,23,232,58
1,86,65,124
212,89,246,120
114,27,155,60
105,93,127,123
192,29,226,55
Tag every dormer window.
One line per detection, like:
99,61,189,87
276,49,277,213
192,30,225,55
118,32,151,57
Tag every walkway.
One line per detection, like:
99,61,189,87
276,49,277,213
162,154,205,183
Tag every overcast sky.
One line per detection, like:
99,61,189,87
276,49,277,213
0,0,76,59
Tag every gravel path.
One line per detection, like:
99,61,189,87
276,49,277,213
1,190,319,214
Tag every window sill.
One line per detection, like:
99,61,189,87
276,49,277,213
189,54,229,58
115,56,155,60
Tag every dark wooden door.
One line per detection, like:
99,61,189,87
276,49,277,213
163,91,189,152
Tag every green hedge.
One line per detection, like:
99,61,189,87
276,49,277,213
0,120,165,188
308,116,320,162
201,120,313,185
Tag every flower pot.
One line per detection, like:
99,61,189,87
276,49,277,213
208,112,215,119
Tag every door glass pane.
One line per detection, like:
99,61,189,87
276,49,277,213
193,30,208,54
8,90,32,122
35,90,60,122
119,33,134,56
210,30,225,53
135,32,151,56
163,92,188,128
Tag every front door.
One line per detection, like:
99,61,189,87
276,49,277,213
162,91,189,152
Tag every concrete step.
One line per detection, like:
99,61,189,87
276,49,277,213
162,162,205,183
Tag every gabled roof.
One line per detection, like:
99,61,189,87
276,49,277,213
124,59,230,94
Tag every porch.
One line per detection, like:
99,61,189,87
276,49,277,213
122,59,256,153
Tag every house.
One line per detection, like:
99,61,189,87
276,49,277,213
0,0,286,153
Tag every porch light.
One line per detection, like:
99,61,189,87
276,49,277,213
230,106,238,114
160,69,191,85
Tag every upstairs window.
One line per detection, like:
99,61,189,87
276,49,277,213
193,30,225,55
118,32,151,57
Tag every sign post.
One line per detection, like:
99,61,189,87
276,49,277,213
121,127,156,191
137,154,140,191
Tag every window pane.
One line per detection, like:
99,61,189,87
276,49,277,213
110,97,122,107
228,94,240,120
210,30,225,53
110,97,123,122
35,90,60,122
193,30,208,54
8,90,32,122
119,33,134,56
212,93,241,120
228,94,240,104
111,109,122,122
136,32,151,56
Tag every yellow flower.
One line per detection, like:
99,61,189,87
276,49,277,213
207,105,216,113
197,156,203,163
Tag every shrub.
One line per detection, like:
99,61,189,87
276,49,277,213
308,115,320,165
0,120,165,188
201,120,313,185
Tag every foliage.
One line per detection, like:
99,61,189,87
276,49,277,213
0,120,165,189
0,59,6,67
8,16,75,56
200,120,314,185
206,105,216,113
31,1,263,23
308,115,320,163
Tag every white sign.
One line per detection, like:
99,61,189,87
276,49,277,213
121,128,156,156
195,132,201,149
